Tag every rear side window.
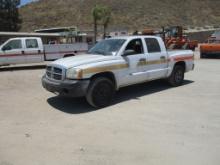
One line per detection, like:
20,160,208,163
26,39,39,48
145,38,161,53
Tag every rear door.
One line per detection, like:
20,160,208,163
0,39,25,65
25,38,44,63
145,37,168,80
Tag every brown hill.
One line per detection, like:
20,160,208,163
19,0,220,32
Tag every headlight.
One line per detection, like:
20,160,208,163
66,68,82,79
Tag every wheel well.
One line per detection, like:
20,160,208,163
174,61,186,71
63,54,75,58
90,72,117,89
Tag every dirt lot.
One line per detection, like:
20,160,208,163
0,59,220,165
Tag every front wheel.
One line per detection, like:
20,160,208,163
86,77,115,108
168,65,185,87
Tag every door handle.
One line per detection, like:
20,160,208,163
38,50,41,54
21,50,25,55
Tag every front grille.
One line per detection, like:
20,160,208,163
46,66,64,81
54,67,62,74
53,74,62,80
46,72,51,77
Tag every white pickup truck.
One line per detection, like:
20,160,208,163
0,37,88,66
42,36,194,108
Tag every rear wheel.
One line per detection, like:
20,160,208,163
168,65,185,87
86,77,115,108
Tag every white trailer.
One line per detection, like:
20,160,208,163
0,37,88,66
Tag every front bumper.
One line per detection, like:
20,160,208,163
42,75,90,97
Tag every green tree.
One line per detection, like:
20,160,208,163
101,6,111,39
0,0,22,31
92,5,104,43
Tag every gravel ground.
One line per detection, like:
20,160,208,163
0,59,220,165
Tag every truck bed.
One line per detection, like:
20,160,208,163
167,49,193,57
44,43,88,60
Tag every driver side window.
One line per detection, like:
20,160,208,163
3,40,22,51
125,39,143,55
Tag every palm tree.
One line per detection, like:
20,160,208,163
101,6,111,39
92,5,103,43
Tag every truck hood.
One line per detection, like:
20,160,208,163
50,54,117,68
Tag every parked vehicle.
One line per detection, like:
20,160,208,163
0,37,88,66
165,26,198,50
42,36,195,108
141,26,198,50
200,32,220,58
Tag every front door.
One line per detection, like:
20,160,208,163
120,38,148,86
1,39,25,65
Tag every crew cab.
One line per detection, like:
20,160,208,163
0,37,88,66
42,36,194,108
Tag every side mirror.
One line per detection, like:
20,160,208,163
2,47,7,51
2,46,11,51
122,49,136,56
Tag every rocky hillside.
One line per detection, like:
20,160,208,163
19,0,220,32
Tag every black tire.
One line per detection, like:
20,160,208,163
168,65,185,87
86,77,115,108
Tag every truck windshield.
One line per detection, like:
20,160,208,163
88,39,125,56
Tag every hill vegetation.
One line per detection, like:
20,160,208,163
19,0,220,32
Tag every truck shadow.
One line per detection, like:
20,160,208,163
47,80,194,114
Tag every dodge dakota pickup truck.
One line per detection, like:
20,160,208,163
42,36,194,108
0,37,88,66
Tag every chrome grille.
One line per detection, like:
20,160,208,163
53,67,62,74
46,66,64,81
53,74,62,80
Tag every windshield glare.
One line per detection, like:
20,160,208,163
88,39,125,56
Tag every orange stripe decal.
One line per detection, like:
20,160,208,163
172,55,194,61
